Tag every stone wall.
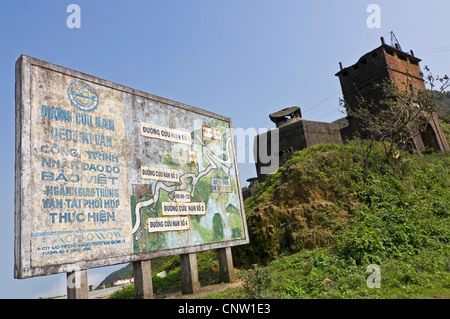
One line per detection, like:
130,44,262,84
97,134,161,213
335,38,449,153
254,117,342,181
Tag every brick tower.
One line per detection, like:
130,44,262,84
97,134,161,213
335,36,449,152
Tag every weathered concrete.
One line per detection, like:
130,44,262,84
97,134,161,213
269,107,302,128
180,253,201,294
217,247,235,283
133,260,154,299
254,108,342,181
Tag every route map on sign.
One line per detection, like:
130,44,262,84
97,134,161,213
128,112,245,254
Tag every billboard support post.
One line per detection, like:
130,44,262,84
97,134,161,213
67,269,88,299
180,253,201,294
217,247,235,283
133,260,154,299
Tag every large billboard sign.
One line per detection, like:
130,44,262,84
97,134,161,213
15,55,248,279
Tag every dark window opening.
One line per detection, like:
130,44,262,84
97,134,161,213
420,123,441,152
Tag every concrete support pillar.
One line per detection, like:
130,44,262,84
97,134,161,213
180,253,201,294
217,247,236,283
67,269,88,299
133,260,154,299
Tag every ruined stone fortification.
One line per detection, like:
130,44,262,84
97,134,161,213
336,37,449,153
254,106,342,181
251,37,448,184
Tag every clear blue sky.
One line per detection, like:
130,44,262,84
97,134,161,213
1,0,449,299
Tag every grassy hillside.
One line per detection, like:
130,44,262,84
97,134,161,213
224,143,450,298
98,263,133,288
108,142,449,299
103,89,450,298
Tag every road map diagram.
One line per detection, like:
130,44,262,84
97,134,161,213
126,100,246,254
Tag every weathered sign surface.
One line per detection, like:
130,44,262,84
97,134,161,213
15,55,248,279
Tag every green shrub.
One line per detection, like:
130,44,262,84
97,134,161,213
242,268,273,299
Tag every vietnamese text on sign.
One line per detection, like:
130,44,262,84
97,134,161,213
161,202,206,216
140,122,192,145
141,166,179,183
147,217,190,232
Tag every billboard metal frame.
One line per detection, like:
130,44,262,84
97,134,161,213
15,55,248,279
